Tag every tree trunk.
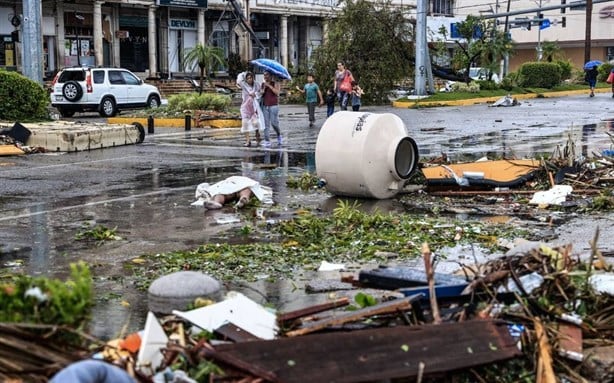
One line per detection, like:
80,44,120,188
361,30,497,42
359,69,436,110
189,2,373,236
199,66,205,95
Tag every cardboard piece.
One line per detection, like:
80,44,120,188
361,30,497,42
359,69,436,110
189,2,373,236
173,291,278,340
137,312,168,375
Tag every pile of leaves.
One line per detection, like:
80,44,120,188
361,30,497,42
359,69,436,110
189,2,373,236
130,200,530,288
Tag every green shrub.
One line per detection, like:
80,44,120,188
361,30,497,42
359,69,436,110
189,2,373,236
553,59,573,80
571,69,588,85
475,79,498,91
0,262,93,328
0,70,49,122
499,77,513,91
167,93,231,112
451,82,480,93
598,63,613,82
517,62,562,88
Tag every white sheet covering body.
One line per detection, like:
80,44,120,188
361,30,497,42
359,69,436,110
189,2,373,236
191,176,273,206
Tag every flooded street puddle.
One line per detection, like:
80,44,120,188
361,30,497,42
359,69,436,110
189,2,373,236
421,120,614,161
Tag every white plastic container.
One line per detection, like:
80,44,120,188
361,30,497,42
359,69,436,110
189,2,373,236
315,111,419,199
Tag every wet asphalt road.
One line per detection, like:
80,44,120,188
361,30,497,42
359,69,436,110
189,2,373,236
1,94,614,338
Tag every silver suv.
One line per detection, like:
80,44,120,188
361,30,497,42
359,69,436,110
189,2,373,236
50,67,161,117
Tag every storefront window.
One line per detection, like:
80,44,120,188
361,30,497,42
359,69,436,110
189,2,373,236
119,16,149,72
64,12,94,67
211,30,229,70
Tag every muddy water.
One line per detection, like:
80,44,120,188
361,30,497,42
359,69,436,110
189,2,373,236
1,100,613,339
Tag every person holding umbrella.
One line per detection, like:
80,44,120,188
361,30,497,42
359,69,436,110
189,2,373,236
249,59,291,147
260,70,283,147
585,65,599,98
583,60,602,98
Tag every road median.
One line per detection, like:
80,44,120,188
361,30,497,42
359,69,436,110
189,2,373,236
392,88,611,108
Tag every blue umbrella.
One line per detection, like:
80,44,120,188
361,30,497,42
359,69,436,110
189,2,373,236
584,60,603,70
250,58,292,80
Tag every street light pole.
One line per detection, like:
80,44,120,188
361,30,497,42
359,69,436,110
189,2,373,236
536,0,542,61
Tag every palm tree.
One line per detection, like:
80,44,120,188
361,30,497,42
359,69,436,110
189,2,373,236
183,44,226,94
541,41,563,62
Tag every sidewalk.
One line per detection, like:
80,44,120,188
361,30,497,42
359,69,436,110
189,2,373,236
392,87,613,108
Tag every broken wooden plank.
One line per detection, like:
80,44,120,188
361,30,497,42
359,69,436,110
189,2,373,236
535,318,556,383
557,323,583,362
284,294,423,337
198,341,280,382
277,297,350,325
213,319,522,383
422,243,441,324
215,323,262,343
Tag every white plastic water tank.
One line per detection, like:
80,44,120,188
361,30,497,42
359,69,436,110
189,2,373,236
315,111,419,199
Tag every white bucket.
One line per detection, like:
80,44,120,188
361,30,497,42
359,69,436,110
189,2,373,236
315,111,419,199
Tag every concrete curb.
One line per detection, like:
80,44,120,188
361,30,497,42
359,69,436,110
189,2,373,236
107,117,241,129
392,87,613,108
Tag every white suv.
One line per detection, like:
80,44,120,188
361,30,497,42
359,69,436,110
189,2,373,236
50,67,161,117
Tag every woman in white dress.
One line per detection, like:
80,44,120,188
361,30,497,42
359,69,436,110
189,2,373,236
237,71,264,147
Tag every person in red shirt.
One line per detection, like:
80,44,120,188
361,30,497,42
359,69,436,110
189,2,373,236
260,71,283,147
333,62,354,110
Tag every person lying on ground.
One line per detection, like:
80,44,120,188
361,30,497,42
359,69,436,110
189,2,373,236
191,176,273,210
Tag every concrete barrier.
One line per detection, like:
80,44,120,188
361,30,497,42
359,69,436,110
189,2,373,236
24,121,145,152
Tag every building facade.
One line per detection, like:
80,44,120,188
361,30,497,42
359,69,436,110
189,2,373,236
0,0,611,81
453,0,614,71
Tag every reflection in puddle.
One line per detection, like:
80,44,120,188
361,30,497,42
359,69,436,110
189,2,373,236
420,120,613,162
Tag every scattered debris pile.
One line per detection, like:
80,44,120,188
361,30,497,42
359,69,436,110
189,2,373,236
0,122,46,155
2,240,611,382
0,323,102,383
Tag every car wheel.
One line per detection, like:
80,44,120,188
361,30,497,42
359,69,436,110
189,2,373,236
99,97,116,117
147,95,160,109
57,107,75,118
62,81,83,102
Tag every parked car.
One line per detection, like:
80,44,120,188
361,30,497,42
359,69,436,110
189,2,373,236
50,67,162,117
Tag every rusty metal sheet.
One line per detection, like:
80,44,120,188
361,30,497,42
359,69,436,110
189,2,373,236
212,319,522,382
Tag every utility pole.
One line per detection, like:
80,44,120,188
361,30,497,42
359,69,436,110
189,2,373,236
536,0,543,61
21,0,44,83
414,0,427,95
503,0,511,76
584,0,592,63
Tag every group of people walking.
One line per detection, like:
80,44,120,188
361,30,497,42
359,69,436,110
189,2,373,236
294,61,364,126
237,60,365,145
237,70,283,148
